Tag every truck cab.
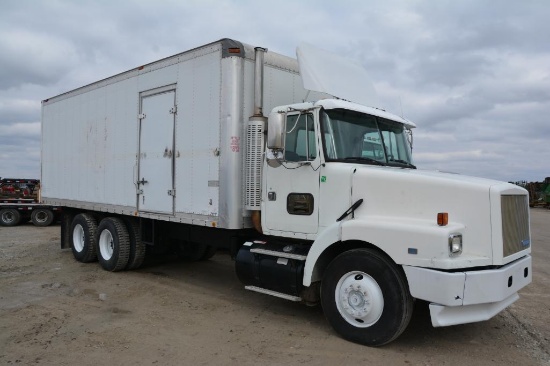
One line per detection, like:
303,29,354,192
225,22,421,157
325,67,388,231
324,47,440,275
237,96,531,346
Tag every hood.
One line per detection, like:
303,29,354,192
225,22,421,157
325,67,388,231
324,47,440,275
349,166,527,265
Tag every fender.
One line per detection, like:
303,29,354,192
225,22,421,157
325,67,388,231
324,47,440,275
303,221,342,286
303,217,480,287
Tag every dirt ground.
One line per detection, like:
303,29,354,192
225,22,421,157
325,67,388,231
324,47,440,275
0,209,549,365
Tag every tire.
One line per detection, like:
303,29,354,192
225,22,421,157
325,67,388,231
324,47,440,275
177,242,207,261
70,213,98,263
0,209,21,226
97,217,130,272
321,248,413,346
123,218,146,270
31,208,55,227
200,246,217,261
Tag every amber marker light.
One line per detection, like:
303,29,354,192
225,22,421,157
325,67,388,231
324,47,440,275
437,212,448,226
228,48,241,53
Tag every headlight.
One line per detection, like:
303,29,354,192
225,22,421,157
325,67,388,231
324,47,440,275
448,233,463,256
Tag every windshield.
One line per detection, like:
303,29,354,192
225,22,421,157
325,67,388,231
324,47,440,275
321,109,414,167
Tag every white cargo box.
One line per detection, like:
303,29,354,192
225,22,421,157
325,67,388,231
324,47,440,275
41,39,325,229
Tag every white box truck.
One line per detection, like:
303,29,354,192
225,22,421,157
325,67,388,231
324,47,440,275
41,39,532,346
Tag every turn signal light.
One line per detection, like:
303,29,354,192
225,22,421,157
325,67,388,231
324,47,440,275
437,212,448,226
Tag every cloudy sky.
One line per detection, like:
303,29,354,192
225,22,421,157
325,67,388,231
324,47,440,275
0,0,548,183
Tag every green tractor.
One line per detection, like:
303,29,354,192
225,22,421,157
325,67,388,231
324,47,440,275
542,177,550,208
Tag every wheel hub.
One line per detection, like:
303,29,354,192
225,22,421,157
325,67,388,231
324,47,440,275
2,212,13,222
344,287,369,317
335,271,384,327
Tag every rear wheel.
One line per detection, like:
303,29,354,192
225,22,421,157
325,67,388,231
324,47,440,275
321,248,413,346
177,241,207,261
97,217,130,272
123,218,146,270
177,242,216,261
200,246,217,261
31,208,55,227
70,213,98,262
0,209,21,226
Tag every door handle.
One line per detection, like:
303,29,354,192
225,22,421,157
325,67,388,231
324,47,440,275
137,178,148,185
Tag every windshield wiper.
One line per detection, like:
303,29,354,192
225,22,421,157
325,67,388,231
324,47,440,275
344,157,385,166
388,158,416,169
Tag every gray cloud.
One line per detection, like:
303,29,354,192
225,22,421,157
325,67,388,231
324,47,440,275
0,0,548,182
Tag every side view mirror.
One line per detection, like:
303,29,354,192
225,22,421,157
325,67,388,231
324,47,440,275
267,111,285,150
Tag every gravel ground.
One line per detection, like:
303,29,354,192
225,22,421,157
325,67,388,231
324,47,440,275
0,209,548,365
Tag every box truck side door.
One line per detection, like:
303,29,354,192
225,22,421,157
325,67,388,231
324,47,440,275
137,87,176,214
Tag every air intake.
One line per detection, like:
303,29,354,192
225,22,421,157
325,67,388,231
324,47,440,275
245,119,265,210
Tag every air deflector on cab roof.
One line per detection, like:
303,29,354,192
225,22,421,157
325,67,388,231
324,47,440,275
296,43,379,109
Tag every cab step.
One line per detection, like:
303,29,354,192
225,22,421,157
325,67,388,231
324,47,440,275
245,285,302,302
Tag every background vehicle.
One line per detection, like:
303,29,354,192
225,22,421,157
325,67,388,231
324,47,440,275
41,39,531,346
0,178,61,227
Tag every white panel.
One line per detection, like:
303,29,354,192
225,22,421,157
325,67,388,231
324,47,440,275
429,294,519,327
462,255,531,305
263,64,329,115
42,75,141,209
403,265,465,306
174,50,221,216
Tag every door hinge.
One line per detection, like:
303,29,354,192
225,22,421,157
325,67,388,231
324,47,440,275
168,189,176,196
169,106,177,114
137,189,143,195
138,113,146,119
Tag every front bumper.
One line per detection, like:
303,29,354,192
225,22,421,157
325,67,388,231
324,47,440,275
403,255,532,327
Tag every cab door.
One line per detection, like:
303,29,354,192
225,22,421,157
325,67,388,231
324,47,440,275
263,112,320,235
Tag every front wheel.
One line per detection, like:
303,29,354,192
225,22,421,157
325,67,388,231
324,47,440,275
321,248,413,346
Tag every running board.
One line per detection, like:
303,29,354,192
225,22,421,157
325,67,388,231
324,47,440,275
250,248,307,261
245,286,302,302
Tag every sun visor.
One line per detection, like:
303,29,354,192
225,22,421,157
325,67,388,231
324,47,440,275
296,43,379,109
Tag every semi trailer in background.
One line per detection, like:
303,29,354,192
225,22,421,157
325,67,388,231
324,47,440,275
0,178,61,226
40,39,532,346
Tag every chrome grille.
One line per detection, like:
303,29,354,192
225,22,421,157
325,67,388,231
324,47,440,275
501,195,530,257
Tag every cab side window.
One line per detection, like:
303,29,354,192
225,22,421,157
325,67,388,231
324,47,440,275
285,113,316,162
